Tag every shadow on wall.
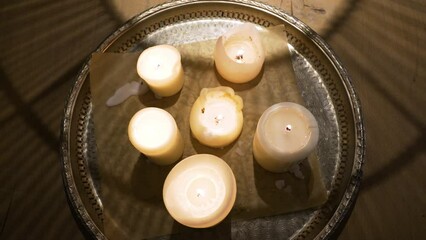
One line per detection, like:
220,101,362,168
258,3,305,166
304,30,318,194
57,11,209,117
1,0,425,239
327,0,426,190
0,0,359,239
0,0,120,239
327,0,426,238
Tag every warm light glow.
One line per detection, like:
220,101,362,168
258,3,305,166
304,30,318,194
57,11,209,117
214,23,265,83
136,45,184,97
190,87,244,148
253,102,319,172
163,154,237,228
128,107,183,165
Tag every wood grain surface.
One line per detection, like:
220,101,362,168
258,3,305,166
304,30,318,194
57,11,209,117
0,0,425,239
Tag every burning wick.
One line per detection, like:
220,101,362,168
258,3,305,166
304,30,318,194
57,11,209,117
285,124,292,132
214,114,224,125
235,54,244,61
235,49,245,63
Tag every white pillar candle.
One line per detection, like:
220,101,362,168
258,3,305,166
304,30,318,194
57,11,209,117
253,102,319,173
190,87,244,148
128,107,184,165
136,45,184,97
163,154,237,228
214,23,265,83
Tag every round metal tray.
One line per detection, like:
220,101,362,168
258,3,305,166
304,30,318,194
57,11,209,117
60,0,365,239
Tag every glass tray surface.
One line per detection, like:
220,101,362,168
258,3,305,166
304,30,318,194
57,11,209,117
60,1,365,239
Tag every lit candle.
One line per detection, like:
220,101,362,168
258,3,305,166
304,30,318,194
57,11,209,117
136,45,184,97
128,107,184,165
253,102,319,173
190,87,244,148
214,23,265,83
163,154,237,228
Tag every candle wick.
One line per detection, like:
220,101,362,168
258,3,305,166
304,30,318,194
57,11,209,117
285,124,292,132
235,54,244,63
214,114,224,125
156,63,161,69
201,107,205,114
196,189,204,198
235,49,245,63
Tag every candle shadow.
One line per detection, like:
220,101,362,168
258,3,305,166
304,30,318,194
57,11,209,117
130,154,176,203
190,133,236,157
168,216,232,240
138,90,181,108
214,63,264,92
252,156,312,209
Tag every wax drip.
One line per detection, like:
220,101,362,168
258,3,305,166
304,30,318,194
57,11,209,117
106,81,149,107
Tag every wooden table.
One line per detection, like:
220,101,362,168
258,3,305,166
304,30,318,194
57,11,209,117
0,0,425,239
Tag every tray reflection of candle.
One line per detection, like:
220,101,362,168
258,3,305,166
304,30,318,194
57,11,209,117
190,87,243,148
253,102,319,173
128,107,183,165
214,23,265,83
136,45,184,97
163,154,236,228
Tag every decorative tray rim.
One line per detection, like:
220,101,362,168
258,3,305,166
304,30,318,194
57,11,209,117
60,0,365,239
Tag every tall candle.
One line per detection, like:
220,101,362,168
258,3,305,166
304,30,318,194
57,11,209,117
163,154,237,228
190,87,244,148
253,102,319,173
136,45,184,97
128,107,183,165
214,23,265,83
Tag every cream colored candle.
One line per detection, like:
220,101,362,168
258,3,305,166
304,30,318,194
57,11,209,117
163,154,237,228
128,107,183,165
190,87,243,148
214,23,265,83
253,102,319,173
136,45,184,97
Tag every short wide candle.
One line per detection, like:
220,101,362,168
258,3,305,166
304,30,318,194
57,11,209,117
214,23,265,83
163,154,237,228
190,87,244,148
128,107,184,165
253,102,319,173
136,45,184,97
